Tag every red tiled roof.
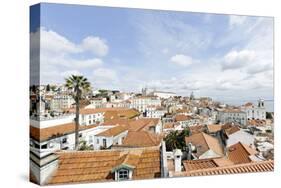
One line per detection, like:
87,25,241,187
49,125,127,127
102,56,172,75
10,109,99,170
127,118,160,132
207,124,222,133
183,158,233,171
96,125,128,137
30,123,97,142
175,114,192,122
247,119,266,126
186,160,273,176
227,142,258,164
67,108,140,120
48,148,161,184
189,125,205,135
244,102,254,107
119,131,162,147
225,126,240,136
185,132,223,158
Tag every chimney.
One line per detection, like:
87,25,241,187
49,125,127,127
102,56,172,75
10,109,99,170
173,149,183,172
187,143,193,160
160,141,169,177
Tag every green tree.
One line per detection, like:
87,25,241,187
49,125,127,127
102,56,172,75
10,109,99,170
65,75,91,150
164,128,190,151
79,140,93,151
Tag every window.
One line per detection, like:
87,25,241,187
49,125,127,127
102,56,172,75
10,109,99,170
34,143,40,149
79,133,82,138
118,169,129,180
96,139,99,144
41,144,47,149
62,137,67,144
103,139,107,148
89,136,93,143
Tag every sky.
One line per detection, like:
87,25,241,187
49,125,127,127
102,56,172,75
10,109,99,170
30,3,274,103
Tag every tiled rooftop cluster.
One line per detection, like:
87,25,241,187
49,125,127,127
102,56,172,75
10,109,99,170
30,85,274,185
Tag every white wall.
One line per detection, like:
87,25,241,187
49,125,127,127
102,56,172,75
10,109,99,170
30,115,75,128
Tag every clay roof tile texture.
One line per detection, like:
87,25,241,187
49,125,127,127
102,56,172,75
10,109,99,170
48,148,161,185
185,132,224,158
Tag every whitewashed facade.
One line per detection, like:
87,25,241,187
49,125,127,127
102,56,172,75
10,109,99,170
130,96,161,113
218,109,247,125
50,94,74,111
241,99,266,120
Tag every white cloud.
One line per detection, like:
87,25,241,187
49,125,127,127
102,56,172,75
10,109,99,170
170,54,196,67
40,27,81,56
81,36,109,57
229,15,247,29
30,27,110,84
68,58,103,69
60,70,82,78
221,50,255,70
92,68,117,83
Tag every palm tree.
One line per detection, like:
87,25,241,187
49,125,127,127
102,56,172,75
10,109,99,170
164,128,190,151
164,130,182,151
65,75,91,150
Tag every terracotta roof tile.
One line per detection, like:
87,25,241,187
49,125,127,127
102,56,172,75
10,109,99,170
244,102,254,107
30,123,97,142
186,160,273,176
96,125,127,137
225,126,240,136
48,148,161,184
67,108,140,120
164,123,174,129
119,131,162,147
127,118,160,132
207,124,222,133
189,125,205,135
227,142,258,164
175,115,192,122
247,119,266,126
185,132,223,158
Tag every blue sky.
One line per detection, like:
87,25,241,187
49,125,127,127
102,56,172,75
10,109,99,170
30,3,274,103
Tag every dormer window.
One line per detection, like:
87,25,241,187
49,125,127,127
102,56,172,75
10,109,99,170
112,165,134,181
118,169,129,180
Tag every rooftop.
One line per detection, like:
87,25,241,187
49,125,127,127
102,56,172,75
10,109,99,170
185,160,273,176
96,125,128,137
185,132,224,158
207,124,222,133
227,142,258,164
30,123,97,142
175,114,192,122
183,158,233,171
118,131,162,147
48,148,161,184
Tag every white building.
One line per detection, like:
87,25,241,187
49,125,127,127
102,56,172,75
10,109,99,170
30,115,115,158
145,106,167,118
130,96,161,113
50,94,75,111
241,99,266,120
226,129,255,147
94,126,128,150
151,91,177,99
174,114,201,128
218,109,247,126
85,98,107,109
